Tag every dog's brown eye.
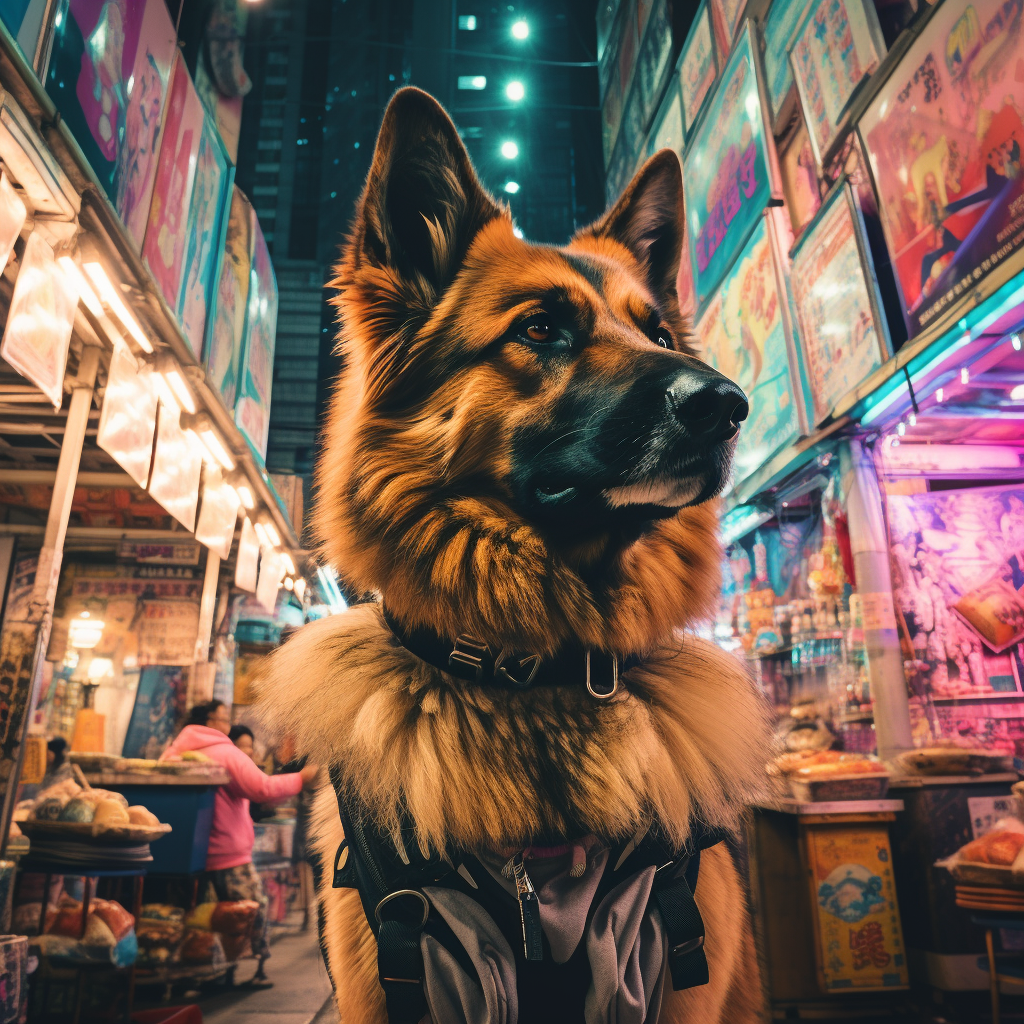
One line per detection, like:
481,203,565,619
655,329,671,349
526,318,551,342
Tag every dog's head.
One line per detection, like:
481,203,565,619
318,88,746,654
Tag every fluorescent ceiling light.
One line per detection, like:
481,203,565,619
57,256,103,319
83,261,153,353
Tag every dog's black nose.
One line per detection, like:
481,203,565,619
668,374,748,441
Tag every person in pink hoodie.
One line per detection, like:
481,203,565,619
161,699,317,986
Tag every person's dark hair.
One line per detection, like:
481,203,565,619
187,700,224,728
47,737,67,768
229,724,254,744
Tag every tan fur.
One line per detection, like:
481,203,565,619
257,88,768,1023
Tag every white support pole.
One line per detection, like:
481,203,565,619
840,438,913,761
194,551,221,664
29,345,101,619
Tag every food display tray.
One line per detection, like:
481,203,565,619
788,772,890,803
19,819,171,845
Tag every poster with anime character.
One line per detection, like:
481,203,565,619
683,22,779,313
121,664,186,758
679,0,717,134
762,0,807,123
142,54,203,311
177,116,232,357
45,0,176,249
887,485,1024,700
204,186,252,411
789,182,890,425
696,214,801,482
861,0,1024,337
235,213,277,459
791,0,886,168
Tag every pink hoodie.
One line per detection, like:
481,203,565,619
161,725,303,870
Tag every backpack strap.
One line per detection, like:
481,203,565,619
329,765,442,1024
607,818,728,992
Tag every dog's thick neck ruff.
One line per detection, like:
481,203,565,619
256,602,768,856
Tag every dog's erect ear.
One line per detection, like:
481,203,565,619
357,88,502,290
578,150,684,306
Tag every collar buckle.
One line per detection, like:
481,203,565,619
448,635,494,683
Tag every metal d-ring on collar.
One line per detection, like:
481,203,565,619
586,648,619,700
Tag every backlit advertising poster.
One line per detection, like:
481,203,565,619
679,1,717,134
762,0,807,123
791,0,886,168
177,116,232,357
789,182,890,426
696,214,802,483
205,186,253,411
683,21,780,314
235,213,277,460
143,54,203,310
46,0,177,249
860,0,1024,337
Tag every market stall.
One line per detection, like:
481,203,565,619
0,0,316,1012
599,0,1024,1015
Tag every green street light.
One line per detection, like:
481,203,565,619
506,81,525,101
505,181,520,194
501,140,519,159
511,19,529,39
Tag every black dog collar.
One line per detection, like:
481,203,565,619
381,605,640,699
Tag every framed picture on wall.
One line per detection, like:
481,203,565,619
683,20,782,314
678,0,718,136
790,0,886,169
696,209,806,484
635,0,674,130
859,0,1024,338
789,180,891,427
761,0,807,128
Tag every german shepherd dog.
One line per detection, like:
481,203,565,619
259,88,769,1023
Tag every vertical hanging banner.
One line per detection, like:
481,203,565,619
235,211,277,460
46,0,177,249
683,21,780,314
0,232,78,409
860,0,1024,337
678,0,717,136
148,402,202,532
647,85,683,159
142,52,204,310
709,0,746,55
177,115,232,356
96,340,158,486
234,516,259,592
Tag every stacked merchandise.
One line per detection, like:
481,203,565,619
136,900,260,975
